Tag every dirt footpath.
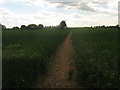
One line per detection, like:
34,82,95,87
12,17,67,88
36,31,79,88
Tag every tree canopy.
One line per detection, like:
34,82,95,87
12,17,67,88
59,21,67,30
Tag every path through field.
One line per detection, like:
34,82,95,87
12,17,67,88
36,31,78,88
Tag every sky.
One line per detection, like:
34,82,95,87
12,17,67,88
0,0,119,28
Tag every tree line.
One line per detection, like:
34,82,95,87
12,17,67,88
1,24,44,30
91,24,119,28
0,21,67,30
0,21,119,30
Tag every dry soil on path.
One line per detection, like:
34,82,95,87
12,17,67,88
36,31,79,88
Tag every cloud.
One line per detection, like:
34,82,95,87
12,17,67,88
0,8,13,15
72,13,117,27
12,0,51,7
48,0,119,13
0,0,4,3
51,2,97,12
0,0,119,28
77,2,96,12
9,0,119,13
0,7,73,28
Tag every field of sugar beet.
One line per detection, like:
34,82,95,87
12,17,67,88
2,28,119,88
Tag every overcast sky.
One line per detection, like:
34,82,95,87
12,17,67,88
0,0,119,28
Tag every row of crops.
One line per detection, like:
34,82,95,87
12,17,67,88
2,30,69,88
3,28,119,88
72,28,119,88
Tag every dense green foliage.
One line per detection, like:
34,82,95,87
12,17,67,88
59,21,67,30
2,27,119,88
3,30,69,88
72,28,119,88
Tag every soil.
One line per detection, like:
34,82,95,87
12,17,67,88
36,31,79,88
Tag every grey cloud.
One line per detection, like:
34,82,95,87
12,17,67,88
91,1,108,5
55,2,78,7
0,9,9,15
92,1,107,4
59,2,78,6
56,3,66,8
44,0,80,3
54,2,96,12
77,2,96,12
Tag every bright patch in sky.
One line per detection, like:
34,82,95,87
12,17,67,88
0,0,119,28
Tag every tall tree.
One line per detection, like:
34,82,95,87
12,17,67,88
27,24,37,30
116,24,119,28
1,25,6,30
38,24,44,29
21,25,27,30
59,21,67,30
12,26,19,30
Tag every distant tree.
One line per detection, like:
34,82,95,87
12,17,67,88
106,26,109,28
12,26,19,30
1,25,6,30
101,25,105,28
21,25,27,30
27,24,37,30
98,26,101,28
38,24,44,29
92,25,120,29
59,21,67,30
116,24,119,28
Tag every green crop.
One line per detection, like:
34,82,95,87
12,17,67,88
2,29,69,88
72,28,119,88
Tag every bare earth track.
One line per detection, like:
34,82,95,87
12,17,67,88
36,31,78,88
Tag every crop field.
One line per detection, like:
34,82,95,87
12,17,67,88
2,29,69,88
1,0,119,88
72,28,119,87
2,28,119,88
